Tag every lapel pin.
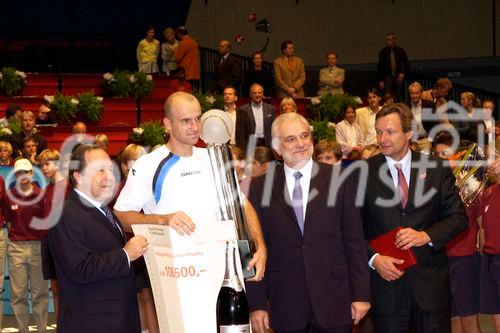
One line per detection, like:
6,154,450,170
419,172,427,180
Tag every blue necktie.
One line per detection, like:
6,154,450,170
292,172,304,234
101,204,124,238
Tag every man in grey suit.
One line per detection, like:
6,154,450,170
235,83,276,152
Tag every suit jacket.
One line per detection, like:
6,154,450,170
362,152,467,315
235,102,276,151
48,191,140,333
211,53,242,93
175,35,200,81
404,99,436,137
318,66,345,96
273,56,306,98
246,162,370,331
377,45,410,79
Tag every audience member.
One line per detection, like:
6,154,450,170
432,131,455,159
422,77,453,106
160,27,178,76
313,140,342,165
0,175,5,328
118,144,147,180
22,136,40,166
164,66,192,97
94,133,109,150
454,91,480,141
48,145,146,333
223,86,238,144
243,51,275,97
0,141,14,166
72,121,87,135
274,40,306,98
235,83,276,152
229,145,247,182
377,32,410,101
175,26,200,86
405,81,435,152
4,159,49,333
136,25,159,74
36,104,57,126
280,97,297,113
211,40,242,93
382,93,396,106
335,104,364,158
318,51,345,96
249,146,274,178
356,88,382,145
11,111,48,156
0,104,22,127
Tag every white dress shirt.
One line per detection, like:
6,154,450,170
335,119,363,157
411,100,427,138
251,102,264,139
224,104,237,144
283,158,313,221
364,108,379,145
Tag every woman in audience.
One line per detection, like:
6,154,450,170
280,97,297,113
230,145,247,182
243,51,275,97
249,146,274,178
382,93,396,106
318,51,345,96
161,27,178,76
94,133,109,151
313,140,342,165
454,91,480,141
0,141,14,166
137,25,160,74
423,77,453,107
335,104,364,158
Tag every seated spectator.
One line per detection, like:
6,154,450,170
406,81,435,152
11,111,48,156
4,159,49,333
454,91,481,141
161,27,178,76
0,141,14,166
36,104,57,126
118,144,147,180
382,93,395,106
137,25,159,74
313,140,342,165
482,100,496,146
165,67,192,96
72,121,87,135
335,104,364,158
422,77,453,105
211,40,242,93
274,40,306,98
356,88,382,145
230,145,247,182
22,137,40,166
432,131,456,159
223,86,238,144
249,146,274,178
0,104,22,127
360,144,380,159
243,51,275,97
94,134,109,150
280,97,297,113
318,51,345,96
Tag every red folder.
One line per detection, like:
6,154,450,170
369,227,417,271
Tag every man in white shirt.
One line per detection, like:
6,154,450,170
356,88,382,146
247,112,370,333
223,86,238,144
406,81,435,152
114,91,266,279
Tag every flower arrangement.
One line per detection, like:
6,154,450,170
0,67,27,96
192,92,224,113
0,127,12,139
129,121,167,148
45,93,104,124
307,93,361,122
310,119,336,143
101,71,153,98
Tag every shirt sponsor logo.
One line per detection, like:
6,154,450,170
181,170,201,177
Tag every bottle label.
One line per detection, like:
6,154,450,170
219,324,251,333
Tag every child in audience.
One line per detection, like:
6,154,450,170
0,140,14,166
94,133,109,151
313,140,342,165
4,159,49,333
249,146,274,178
22,136,39,166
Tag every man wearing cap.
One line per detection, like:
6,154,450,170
4,159,49,333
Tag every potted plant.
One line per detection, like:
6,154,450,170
129,121,167,148
46,94,79,124
77,92,104,122
193,91,224,113
130,71,153,98
0,67,27,96
307,93,360,123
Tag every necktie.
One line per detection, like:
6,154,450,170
101,204,124,238
292,171,304,234
394,163,409,209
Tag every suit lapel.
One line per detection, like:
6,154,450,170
372,154,399,203
271,165,302,231
304,162,329,224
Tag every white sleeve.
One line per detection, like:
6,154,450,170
114,158,151,212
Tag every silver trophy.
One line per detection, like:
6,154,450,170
200,109,256,280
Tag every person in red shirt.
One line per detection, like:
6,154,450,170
0,175,6,329
4,158,49,333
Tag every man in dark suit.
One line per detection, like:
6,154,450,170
378,32,410,101
235,83,276,152
211,40,242,93
247,112,370,333
363,103,467,332
48,145,148,333
405,81,436,151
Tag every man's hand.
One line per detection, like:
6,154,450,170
351,301,370,325
245,247,267,282
161,211,196,236
124,235,148,261
395,228,430,250
373,255,404,281
250,310,269,333
352,145,365,152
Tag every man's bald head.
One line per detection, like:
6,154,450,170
218,40,231,56
164,92,202,120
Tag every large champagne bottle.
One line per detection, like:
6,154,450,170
216,241,250,333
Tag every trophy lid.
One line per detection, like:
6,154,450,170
200,109,234,145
